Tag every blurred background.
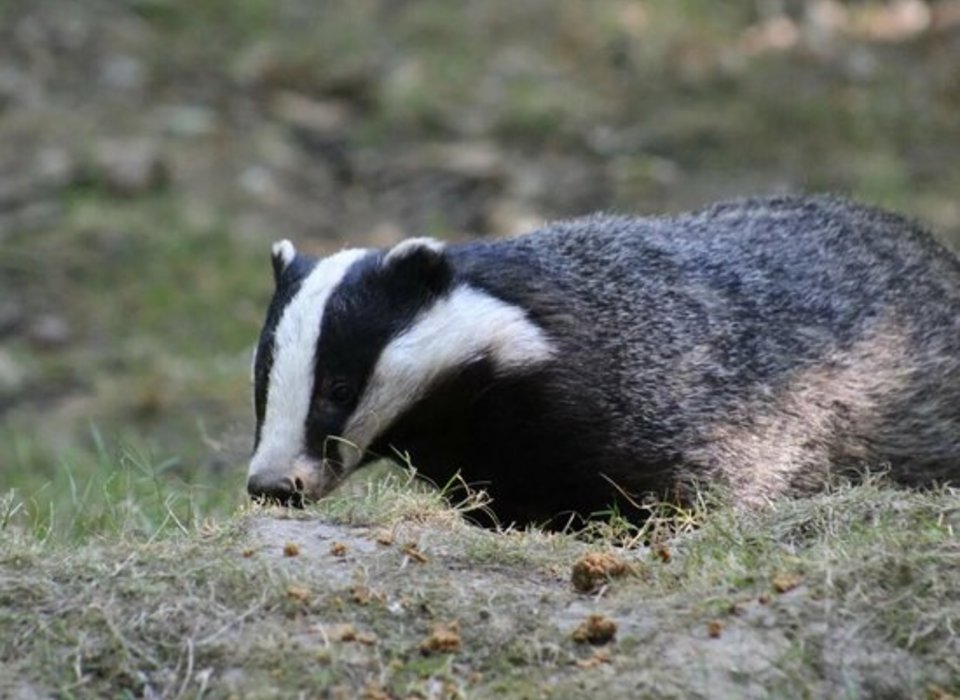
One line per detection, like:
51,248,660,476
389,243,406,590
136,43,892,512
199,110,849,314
2,0,960,535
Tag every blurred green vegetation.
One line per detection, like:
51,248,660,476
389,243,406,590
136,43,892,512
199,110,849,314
1,0,960,539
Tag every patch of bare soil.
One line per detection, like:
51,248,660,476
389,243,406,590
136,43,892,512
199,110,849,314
231,495,960,699
233,517,825,698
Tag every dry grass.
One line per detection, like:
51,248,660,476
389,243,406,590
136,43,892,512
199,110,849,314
2,475,958,698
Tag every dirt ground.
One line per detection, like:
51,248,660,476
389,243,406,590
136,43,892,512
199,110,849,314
3,479,957,699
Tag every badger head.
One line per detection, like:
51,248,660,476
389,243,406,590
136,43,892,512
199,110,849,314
247,237,554,506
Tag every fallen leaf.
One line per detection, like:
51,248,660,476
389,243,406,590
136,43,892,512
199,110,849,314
402,542,429,564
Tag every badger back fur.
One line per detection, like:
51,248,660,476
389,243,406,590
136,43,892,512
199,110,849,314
248,195,960,527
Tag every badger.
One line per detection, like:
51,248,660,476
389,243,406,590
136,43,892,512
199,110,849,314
247,195,960,528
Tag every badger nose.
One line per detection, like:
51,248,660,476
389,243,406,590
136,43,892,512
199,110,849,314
247,473,305,508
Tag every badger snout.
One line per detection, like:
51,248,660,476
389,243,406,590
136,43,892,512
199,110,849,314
246,472,306,508
246,453,343,507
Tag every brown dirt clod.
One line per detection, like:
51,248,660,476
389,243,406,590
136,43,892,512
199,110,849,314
330,541,348,557
327,623,360,642
571,551,633,592
572,613,618,645
282,542,300,557
350,585,374,605
419,620,461,655
772,571,803,594
653,544,672,563
286,585,311,604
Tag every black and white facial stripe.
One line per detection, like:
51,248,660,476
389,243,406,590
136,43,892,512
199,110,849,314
248,237,555,502
252,240,317,449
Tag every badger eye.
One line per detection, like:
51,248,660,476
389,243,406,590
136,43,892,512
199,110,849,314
328,381,354,406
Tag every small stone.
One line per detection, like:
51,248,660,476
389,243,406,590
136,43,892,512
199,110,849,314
238,166,282,203
99,54,146,93
92,140,169,196
0,349,25,393
26,314,71,349
0,301,23,337
270,91,350,134
34,148,75,185
160,105,218,137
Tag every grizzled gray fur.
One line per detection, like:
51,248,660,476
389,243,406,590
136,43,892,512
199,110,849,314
494,195,960,508
249,195,960,527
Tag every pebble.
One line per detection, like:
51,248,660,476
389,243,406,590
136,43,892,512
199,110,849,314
92,140,169,196
26,314,71,349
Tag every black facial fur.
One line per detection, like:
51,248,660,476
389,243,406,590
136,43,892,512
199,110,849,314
253,252,316,449
304,247,455,462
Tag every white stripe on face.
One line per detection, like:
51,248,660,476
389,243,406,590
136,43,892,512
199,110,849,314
339,284,555,468
248,248,371,484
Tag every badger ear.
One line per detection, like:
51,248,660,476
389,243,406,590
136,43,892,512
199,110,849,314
382,237,452,293
270,239,297,287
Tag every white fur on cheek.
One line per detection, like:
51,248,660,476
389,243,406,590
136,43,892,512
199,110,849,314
248,248,370,482
341,285,555,467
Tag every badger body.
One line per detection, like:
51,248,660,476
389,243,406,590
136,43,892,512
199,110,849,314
248,195,960,527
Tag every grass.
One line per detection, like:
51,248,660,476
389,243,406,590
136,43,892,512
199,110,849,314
1,191,265,534
2,473,958,698
1,426,244,543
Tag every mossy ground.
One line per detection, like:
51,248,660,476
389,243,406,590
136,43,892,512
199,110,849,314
2,477,958,698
